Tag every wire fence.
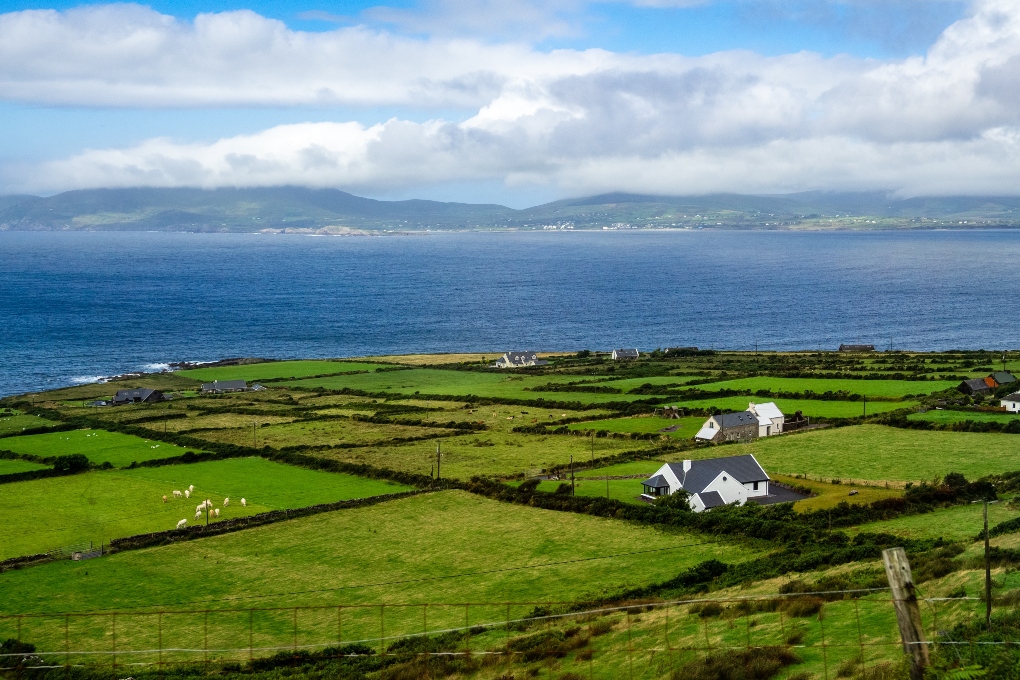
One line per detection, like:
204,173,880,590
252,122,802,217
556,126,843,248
0,587,1009,679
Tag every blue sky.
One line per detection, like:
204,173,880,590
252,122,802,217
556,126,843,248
2,0,1017,206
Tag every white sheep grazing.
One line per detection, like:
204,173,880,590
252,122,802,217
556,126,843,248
214,508,220,517
162,495,168,503
240,498,247,507
172,490,182,498
195,510,202,519
223,498,229,507
188,484,195,492
196,502,205,513
176,519,187,529
184,489,191,498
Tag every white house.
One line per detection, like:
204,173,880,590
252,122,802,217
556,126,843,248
640,454,770,512
493,351,549,368
201,380,248,394
1002,392,1020,412
612,348,640,360
748,402,785,436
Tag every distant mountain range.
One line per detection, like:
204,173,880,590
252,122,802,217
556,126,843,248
1,187,1019,232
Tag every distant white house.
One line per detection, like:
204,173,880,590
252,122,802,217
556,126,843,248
612,348,639,360
640,454,770,512
1003,392,1020,412
201,380,248,394
748,402,785,436
493,351,549,368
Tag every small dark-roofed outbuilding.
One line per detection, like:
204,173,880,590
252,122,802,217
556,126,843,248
112,388,165,406
201,380,248,394
959,378,992,395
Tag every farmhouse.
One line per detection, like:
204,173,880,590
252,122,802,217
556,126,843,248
1002,393,1020,412
612,348,640,360
748,402,784,436
201,380,248,394
112,388,166,405
640,455,770,512
694,411,759,442
493,352,549,368
839,344,875,352
958,377,994,395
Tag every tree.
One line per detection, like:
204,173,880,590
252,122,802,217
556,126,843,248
52,454,89,473
654,489,693,512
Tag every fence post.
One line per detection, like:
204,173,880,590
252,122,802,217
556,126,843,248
883,547,929,680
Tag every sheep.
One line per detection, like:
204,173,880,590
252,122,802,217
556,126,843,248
195,510,202,520
162,495,168,503
184,489,191,498
188,484,195,493
196,502,206,513
223,498,229,507
176,519,187,529
214,508,220,518
172,490,182,498
240,498,247,507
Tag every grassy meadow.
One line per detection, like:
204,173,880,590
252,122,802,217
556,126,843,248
0,429,201,467
568,415,704,438
0,457,48,474
0,411,60,435
908,409,1020,425
0,458,411,560
178,360,391,382
670,395,915,418
852,500,1019,541
697,376,956,397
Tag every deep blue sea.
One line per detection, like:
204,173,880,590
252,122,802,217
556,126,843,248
1,229,1017,396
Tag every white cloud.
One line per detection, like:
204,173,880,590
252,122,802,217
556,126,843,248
6,0,1020,197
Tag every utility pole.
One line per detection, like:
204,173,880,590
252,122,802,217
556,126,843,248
985,499,993,630
253,422,257,449
863,395,867,418
436,442,441,481
570,455,575,497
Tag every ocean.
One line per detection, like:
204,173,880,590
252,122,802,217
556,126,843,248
0,229,1015,396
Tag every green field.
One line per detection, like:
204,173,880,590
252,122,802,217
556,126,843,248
0,458,411,560
670,396,913,419
732,424,1020,482
595,376,701,391
0,412,60,435
513,478,652,504
853,501,1019,541
0,429,201,468
284,369,660,403
0,457,48,474
696,376,956,397
574,460,662,478
568,415,704,438
0,490,755,664
178,360,392,382
908,409,1020,425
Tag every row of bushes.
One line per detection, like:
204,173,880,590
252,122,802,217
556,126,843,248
0,453,100,485
879,414,1020,434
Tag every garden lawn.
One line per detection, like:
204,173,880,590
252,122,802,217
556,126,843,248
0,490,755,661
568,415,704,438
0,413,60,435
178,360,392,382
733,425,1020,483
852,502,1018,541
695,376,956,397
908,410,1020,425
670,396,914,419
0,458,47,474
0,429,201,468
313,431,646,479
283,369,662,403
0,458,410,560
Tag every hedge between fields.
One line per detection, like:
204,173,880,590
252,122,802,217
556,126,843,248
878,413,1020,434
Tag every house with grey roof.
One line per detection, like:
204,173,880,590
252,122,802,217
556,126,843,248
201,380,248,394
612,348,639,360
112,388,166,406
640,455,770,512
693,411,759,443
493,351,549,368
1002,392,1020,412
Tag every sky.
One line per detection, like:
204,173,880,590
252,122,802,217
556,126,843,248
1,0,1018,206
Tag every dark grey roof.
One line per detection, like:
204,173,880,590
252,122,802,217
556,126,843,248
499,351,540,365
614,349,639,357
715,411,759,428
114,388,156,401
207,380,247,390
1004,393,1020,401
641,474,670,489
960,378,991,392
665,454,769,493
993,372,1017,385
698,491,725,508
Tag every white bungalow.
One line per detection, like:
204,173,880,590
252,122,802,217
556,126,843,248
1002,392,1020,412
493,351,549,368
612,348,640,360
748,402,784,436
639,454,770,512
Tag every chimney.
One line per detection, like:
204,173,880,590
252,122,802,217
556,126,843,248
682,460,692,473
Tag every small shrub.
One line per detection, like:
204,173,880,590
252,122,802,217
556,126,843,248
786,629,806,645
575,649,593,662
783,597,824,618
670,646,800,680
589,619,616,636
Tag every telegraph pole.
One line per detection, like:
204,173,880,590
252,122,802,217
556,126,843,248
985,499,992,630
436,442,441,481
570,455,575,497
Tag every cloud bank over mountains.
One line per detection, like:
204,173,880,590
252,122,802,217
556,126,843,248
3,0,1020,198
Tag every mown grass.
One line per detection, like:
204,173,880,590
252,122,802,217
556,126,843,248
727,424,1020,482
568,415,703,438
283,369,661,403
696,376,957,397
670,395,914,418
0,490,755,663
0,412,60,435
0,457,47,474
0,458,410,560
178,360,393,382
315,431,646,479
908,409,1020,425
0,429,201,468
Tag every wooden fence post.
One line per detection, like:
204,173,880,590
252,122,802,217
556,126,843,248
883,547,929,680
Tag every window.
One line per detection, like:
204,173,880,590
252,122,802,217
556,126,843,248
753,481,759,491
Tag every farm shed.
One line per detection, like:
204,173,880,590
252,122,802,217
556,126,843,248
640,455,770,512
694,411,759,443
201,380,248,393
958,377,993,395
1002,393,1020,412
612,348,640,360
112,388,166,405
493,351,549,368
